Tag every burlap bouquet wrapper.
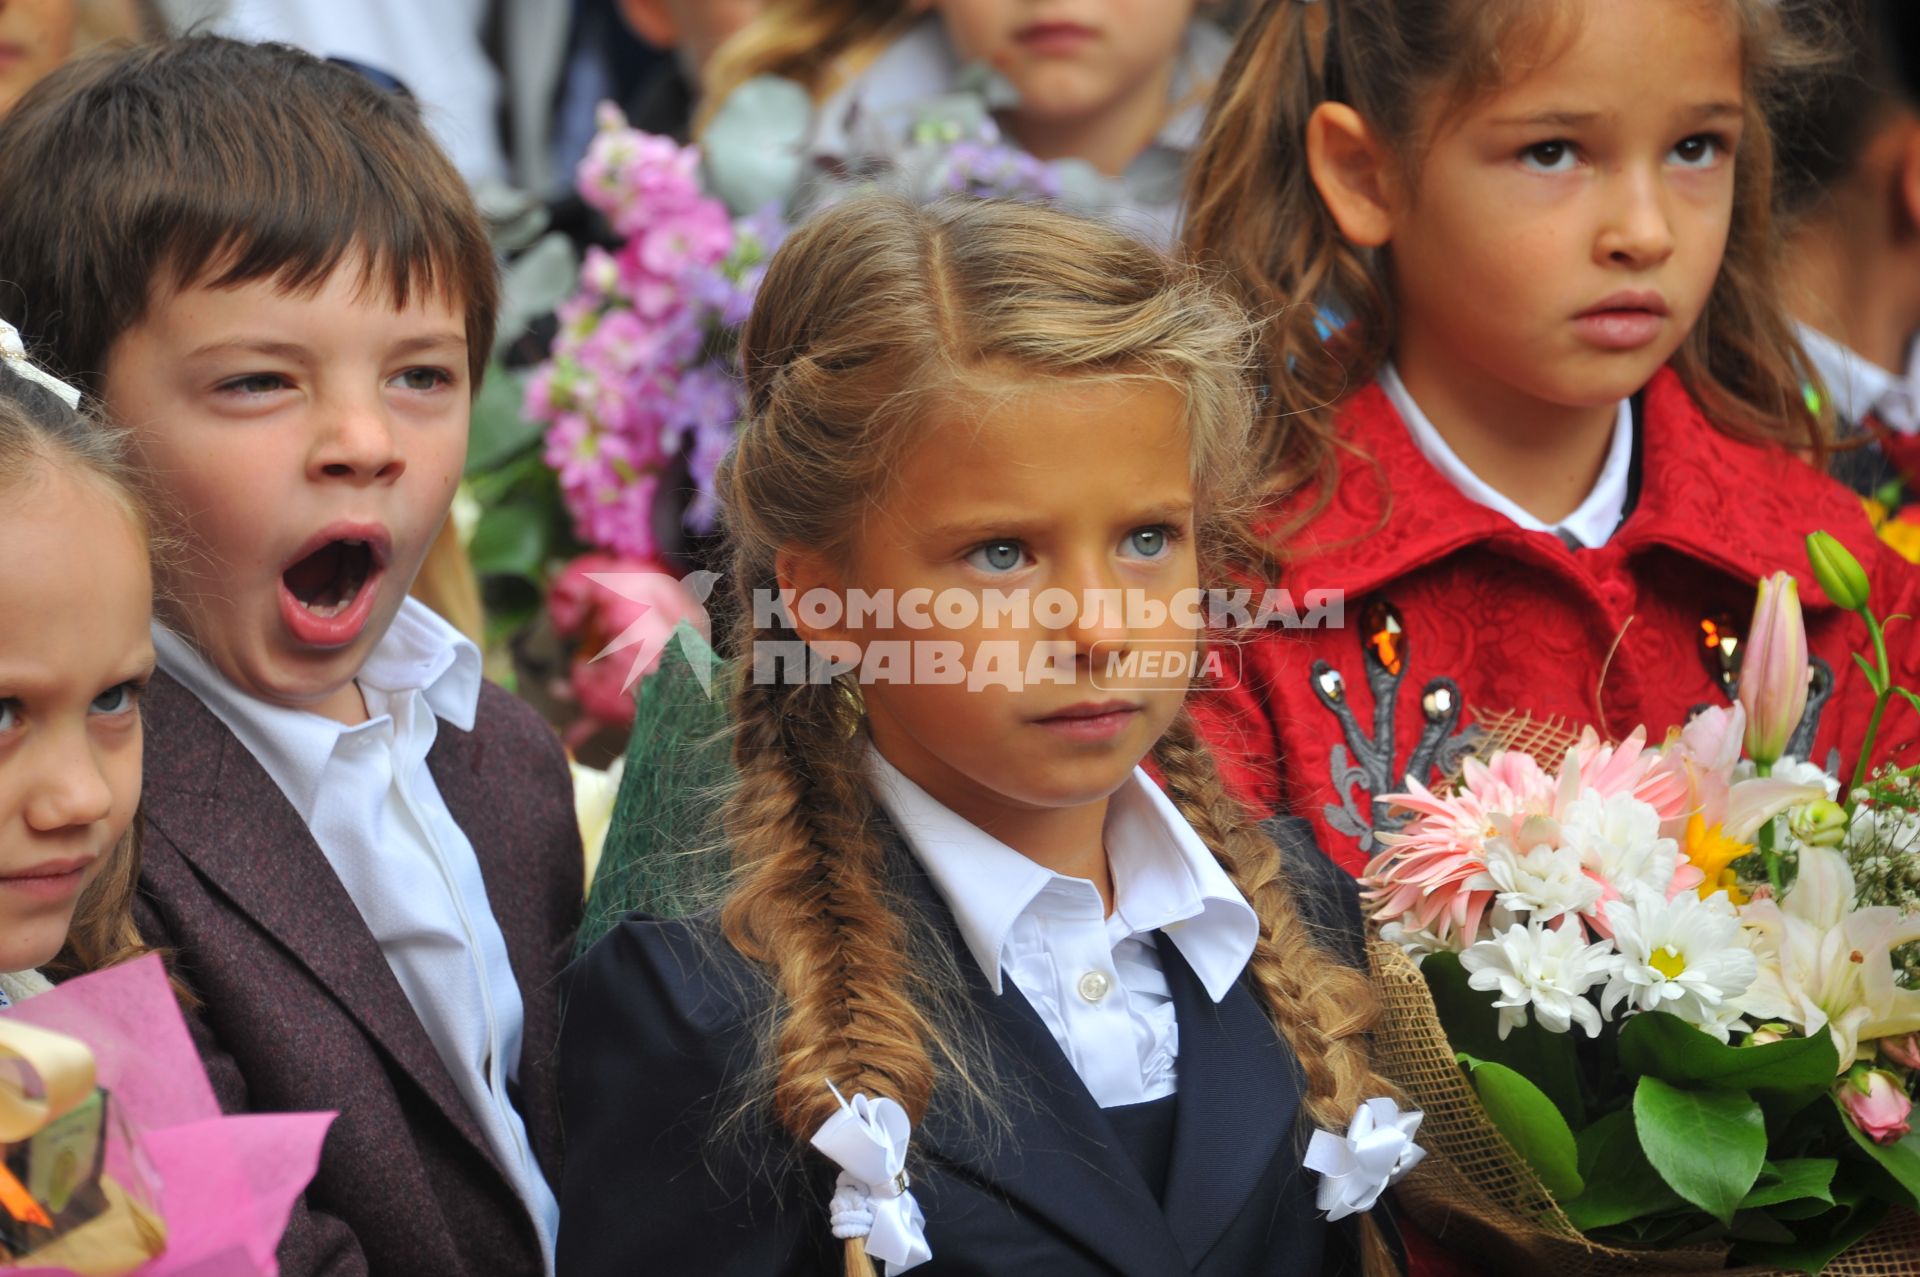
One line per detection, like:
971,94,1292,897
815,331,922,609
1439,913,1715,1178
1367,939,1920,1275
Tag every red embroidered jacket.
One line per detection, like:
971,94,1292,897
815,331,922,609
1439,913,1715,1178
1194,368,1920,877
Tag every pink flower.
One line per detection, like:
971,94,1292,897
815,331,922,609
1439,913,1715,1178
549,554,709,730
1739,572,1809,769
1839,1068,1914,1145
1882,1033,1920,1071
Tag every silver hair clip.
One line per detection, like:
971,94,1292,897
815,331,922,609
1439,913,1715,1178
0,319,82,409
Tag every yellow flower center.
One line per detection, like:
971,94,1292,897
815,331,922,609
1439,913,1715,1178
1651,947,1688,980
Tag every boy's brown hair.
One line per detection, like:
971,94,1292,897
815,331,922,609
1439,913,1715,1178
0,36,498,395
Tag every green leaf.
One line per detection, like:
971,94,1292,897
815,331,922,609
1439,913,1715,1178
1740,1158,1837,1211
468,503,549,580
1424,952,1585,1125
1835,1095,1920,1210
1853,650,1888,697
1561,1108,1685,1230
1633,1077,1767,1226
1731,1201,1888,1275
1618,1012,1838,1091
1894,686,1920,722
1457,1054,1584,1201
466,363,544,475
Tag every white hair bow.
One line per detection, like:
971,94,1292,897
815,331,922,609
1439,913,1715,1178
810,1082,932,1274
0,319,82,409
1303,1097,1426,1221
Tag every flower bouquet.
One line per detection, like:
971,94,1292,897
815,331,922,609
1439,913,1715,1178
1366,534,1920,1273
1,955,330,1275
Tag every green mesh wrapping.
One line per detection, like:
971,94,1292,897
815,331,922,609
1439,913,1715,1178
576,622,736,955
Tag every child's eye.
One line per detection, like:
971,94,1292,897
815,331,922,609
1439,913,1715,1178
390,367,453,392
1119,525,1179,561
1519,140,1578,174
0,698,16,733
89,681,141,717
965,540,1029,574
218,373,290,396
1669,134,1725,169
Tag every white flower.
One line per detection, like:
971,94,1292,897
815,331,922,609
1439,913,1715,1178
1602,887,1757,1041
1736,754,1841,802
1460,916,1618,1039
1482,836,1601,923
1379,920,1451,963
1559,790,1680,900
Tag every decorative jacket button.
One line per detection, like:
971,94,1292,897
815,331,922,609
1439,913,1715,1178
1077,970,1112,1003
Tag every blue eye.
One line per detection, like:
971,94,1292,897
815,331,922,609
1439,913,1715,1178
90,682,139,716
0,698,15,733
1669,135,1724,169
1520,141,1577,173
1122,527,1172,560
966,541,1027,573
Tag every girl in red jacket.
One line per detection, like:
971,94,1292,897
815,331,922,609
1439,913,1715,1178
1181,0,1920,877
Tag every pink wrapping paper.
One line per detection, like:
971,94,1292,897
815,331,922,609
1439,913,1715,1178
3,956,332,1277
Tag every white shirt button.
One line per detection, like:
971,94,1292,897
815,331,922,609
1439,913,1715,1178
1077,970,1112,1003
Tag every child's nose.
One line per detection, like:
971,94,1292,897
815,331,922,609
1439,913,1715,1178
1059,559,1130,654
23,731,115,833
312,397,406,483
1596,169,1677,269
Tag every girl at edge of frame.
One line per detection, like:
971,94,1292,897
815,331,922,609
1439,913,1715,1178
555,194,1408,1277
1180,0,1920,878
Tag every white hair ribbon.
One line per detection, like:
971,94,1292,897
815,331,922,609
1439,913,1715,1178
809,1082,932,1274
1303,1097,1427,1221
0,319,83,409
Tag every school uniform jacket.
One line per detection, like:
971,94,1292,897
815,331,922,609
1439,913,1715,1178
1194,367,1920,875
134,668,584,1277
555,814,1393,1277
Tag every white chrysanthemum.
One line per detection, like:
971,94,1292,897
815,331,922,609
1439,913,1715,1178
1559,790,1679,899
1460,916,1617,1039
1379,920,1451,963
1601,887,1757,1041
1736,755,1841,802
1482,837,1601,923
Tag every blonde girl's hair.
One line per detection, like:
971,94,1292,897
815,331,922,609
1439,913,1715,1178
699,0,915,128
0,362,155,983
716,194,1399,1277
1183,0,1824,513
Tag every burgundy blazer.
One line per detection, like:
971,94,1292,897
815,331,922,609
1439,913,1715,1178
134,668,584,1277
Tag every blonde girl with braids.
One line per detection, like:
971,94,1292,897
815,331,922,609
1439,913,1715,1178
698,0,1231,247
1181,0,1920,880
0,331,157,1007
557,195,1410,1277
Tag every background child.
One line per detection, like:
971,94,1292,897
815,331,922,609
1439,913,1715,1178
0,39,584,1277
1774,0,1920,525
559,196,1406,1277
700,0,1229,245
0,337,153,1006
1180,0,1920,874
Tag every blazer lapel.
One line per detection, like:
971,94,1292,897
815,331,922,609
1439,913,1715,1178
1158,934,1304,1268
894,856,1191,1277
141,671,502,1174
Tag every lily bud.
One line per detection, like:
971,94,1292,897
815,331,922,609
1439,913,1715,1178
1807,530,1871,612
1788,799,1850,848
1739,572,1809,769
1839,1067,1914,1145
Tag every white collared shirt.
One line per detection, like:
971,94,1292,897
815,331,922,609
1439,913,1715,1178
154,599,559,1270
1798,323,1920,437
1380,362,1635,549
868,752,1259,1109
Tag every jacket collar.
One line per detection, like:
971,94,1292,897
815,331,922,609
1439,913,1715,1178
890,844,1307,1275
1283,366,1860,614
139,668,507,1179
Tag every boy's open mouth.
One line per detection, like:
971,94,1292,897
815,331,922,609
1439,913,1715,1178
284,539,375,617
277,525,391,649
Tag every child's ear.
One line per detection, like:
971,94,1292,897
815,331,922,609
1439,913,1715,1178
774,545,855,651
1896,118,1920,238
1306,102,1397,248
617,0,680,48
